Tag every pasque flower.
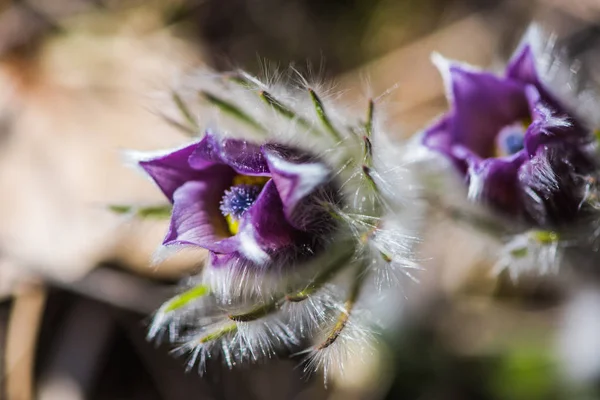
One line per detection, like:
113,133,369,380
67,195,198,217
138,132,335,268
422,45,596,228
125,68,420,380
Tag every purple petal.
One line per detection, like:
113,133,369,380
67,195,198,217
262,144,330,218
422,115,452,151
164,174,240,253
189,132,269,176
506,45,540,87
445,64,529,158
423,116,473,175
506,44,568,114
240,180,298,254
138,142,203,200
522,85,586,155
467,153,527,216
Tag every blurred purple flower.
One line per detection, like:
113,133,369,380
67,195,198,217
423,46,596,227
139,132,335,267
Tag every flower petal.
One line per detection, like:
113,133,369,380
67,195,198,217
467,153,527,217
422,115,452,151
262,144,330,218
422,115,472,174
164,172,240,253
442,63,529,158
523,85,586,155
506,44,571,115
506,45,540,86
138,142,203,200
189,132,269,176
239,180,300,258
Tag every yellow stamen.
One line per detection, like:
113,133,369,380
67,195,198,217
232,175,270,186
225,214,240,235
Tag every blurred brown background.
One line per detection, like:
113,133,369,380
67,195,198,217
1,0,600,399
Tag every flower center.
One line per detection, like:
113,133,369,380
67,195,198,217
220,175,269,235
495,120,529,157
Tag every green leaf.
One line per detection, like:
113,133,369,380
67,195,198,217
108,204,132,214
259,90,313,131
365,99,374,139
171,91,199,131
532,230,559,244
308,88,342,142
163,284,211,313
200,91,266,134
199,323,237,343
136,205,173,219
108,204,173,220
510,247,528,259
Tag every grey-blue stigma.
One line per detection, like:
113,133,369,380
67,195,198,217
220,184,263,218
502,131,525,155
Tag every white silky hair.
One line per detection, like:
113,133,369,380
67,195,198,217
494,231,562,280
520,24,600,131
298,309,376,387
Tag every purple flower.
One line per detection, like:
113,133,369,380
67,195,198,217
423,46,596,227
139,132,336,267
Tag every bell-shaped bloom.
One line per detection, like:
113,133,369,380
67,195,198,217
422,46,596,227
138,132,336,267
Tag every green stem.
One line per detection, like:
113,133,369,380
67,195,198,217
316,262,366,350
228,299,283,322
226,248,356,322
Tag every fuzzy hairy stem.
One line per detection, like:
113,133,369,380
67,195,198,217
228,299,283,322
226,249,356,322
316,262,366,350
